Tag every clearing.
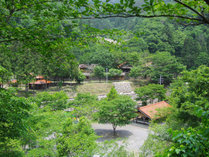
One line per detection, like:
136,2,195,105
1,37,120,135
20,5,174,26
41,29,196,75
92,123,149,154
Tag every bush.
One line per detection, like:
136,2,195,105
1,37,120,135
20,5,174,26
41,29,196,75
93,66,105,80
73,93,97,106
69,93,98,119
33,91,68,110
75,71,86,84
129,66,143,79
108,69,122,77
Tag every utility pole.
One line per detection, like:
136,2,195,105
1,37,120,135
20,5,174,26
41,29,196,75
160,75,162,85
106,68,108,83
159,75,164,85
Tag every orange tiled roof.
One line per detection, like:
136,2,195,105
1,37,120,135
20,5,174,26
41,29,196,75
30,79,52,84
11,79,17,83
139,101,171,119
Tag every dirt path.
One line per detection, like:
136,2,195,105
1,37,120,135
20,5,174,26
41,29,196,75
92,123,149,154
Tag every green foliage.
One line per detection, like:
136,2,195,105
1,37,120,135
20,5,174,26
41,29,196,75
73,93,97,105
0,88,30,155
25,106,74,156
127,51,185,84
141,66,209,156
90,48,117,69
57,117,98,157
79,44,118,68
108,68,122,78
162,128,209,157
1,1,209,155
106,86,119,101
93,65,105,80
135,84,166,105
147,51,185,84
41,43,78,81
181,36,202,69
75,71,86,84
112,0,209,25
33,91,68,110
168,65,209,126
78,18,209,71
97,95,137,133
129,66,143,79
122,37,148,53
0,65,11,87
0,138,24,157
125,51,142,66
195,52,209,68
11,49,40,88
140,123,171,157
27,140,57,157
0,0,105,46
70,93,98,119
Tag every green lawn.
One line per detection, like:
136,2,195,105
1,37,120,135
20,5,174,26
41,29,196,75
16,82,113,98
77,82,113,96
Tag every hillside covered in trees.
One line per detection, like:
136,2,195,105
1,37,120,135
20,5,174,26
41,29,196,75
0,0,209,156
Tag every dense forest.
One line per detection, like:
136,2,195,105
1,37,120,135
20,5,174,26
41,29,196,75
2,17,209,85
0,0,209,156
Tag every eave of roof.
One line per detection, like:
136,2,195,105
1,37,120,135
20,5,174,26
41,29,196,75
138,101,171,119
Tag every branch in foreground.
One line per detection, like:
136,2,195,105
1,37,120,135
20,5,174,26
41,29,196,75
174,0,209,23
71,14,204,23
0,38,18,43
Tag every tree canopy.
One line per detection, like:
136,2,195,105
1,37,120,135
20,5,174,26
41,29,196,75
97,94,137,134
82,0,209,25
57,117,98,157
135,84,166,105
2,0,209,46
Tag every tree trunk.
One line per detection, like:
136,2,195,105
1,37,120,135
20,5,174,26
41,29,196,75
25,84,29,92
113,125,117,135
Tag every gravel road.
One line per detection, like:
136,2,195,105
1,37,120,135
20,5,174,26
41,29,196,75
92,123,149,154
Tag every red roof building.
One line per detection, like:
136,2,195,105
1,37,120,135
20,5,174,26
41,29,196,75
29,76,52,89
10,79,17,84
30,80,52,85
138,101,171,120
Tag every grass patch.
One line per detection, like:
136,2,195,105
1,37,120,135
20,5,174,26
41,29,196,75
16,82,113,98
77,82,113,96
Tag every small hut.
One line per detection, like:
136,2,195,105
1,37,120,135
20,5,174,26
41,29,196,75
29,76,52,89
118,62,132,73
79,64,89,72
136,101,171,124
10,79,18,87
79,64,98,80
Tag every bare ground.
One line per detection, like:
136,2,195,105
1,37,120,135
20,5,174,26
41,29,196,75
92,123,149,154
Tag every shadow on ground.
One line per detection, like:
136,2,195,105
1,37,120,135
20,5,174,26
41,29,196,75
94,129,133,142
